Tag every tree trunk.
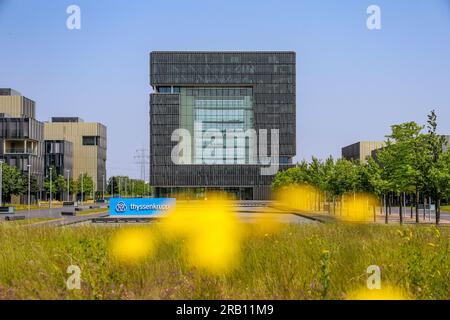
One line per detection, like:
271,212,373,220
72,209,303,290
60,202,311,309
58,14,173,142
380,197,383,215
333,196,336,215
384,195,389,224
415,189,419,224
399,193,403,225
436,196,440,225
384,194,388,224
389,192,392,215
410,193,413,219
423,197,427,221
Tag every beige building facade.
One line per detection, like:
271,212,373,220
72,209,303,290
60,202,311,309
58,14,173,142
44,118,107,193
342,141,385,163
0,88,36,118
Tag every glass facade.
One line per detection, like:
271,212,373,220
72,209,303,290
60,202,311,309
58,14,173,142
179,87,254,164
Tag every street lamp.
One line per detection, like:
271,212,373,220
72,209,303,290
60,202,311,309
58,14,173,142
0,160,3,207
102,174,105,200
27,164,31,211
111,176,114,198
66,169,70,202
81,172,84,205
49,167,53,209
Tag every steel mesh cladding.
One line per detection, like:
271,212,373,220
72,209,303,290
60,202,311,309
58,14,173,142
150,52,296,200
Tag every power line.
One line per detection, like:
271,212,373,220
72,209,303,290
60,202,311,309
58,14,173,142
134,148,149,182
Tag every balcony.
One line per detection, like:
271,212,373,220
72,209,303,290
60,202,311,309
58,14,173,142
3,139,38,156
4,148,31,154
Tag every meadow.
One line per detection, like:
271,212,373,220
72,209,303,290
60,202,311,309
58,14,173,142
0,222,448,300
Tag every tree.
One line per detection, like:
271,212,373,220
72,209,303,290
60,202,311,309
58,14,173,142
377,122,424,224
426,110,448,224
55,175,67,200
44,177,57,200
132,179,150,197
77,174,93,200
1,163,26,202
366,157,390,223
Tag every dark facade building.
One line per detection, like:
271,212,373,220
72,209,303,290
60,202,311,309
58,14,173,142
0,89,44,189
150,51,296,200
44,140,73,178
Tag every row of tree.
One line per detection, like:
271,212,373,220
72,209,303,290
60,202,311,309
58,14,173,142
107,176,151,197
44,171,94,201
1,164,95,202
272,111,450,224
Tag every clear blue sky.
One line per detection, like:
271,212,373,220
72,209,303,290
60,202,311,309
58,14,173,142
1,0,449,178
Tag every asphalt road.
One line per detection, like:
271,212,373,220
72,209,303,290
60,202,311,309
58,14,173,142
0,205,109,226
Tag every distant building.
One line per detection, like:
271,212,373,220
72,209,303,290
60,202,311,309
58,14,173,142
0,89,44,189
44,117,107,193
342,141,385,163
443,135,450,152
0,88,36,118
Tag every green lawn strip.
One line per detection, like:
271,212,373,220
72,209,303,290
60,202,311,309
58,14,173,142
76,208,109,216
0,217,61,227
0,223,448,299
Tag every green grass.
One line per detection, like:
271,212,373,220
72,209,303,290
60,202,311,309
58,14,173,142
0,223,448,300
0,217,61,227
442,205,450,212
76,208,109,216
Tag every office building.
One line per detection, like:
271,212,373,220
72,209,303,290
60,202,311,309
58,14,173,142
0,89,44,189
342,141,385,163
150,51,296,200
44,117,107,193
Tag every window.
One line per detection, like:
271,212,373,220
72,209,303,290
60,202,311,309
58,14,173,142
82,136,99,146
157,86,171,93
179,87,254,165
157,86,181,93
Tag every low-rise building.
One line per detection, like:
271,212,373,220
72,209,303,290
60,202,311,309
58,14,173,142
342,141,385,163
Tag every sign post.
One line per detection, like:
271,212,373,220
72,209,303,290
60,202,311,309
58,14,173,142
109,198,176,218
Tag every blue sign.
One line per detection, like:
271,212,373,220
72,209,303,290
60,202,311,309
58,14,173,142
109,198,176,217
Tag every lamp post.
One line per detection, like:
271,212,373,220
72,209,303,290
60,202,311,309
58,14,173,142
49,167,53,209
102,174,105,200
27,164,31,211
81,172,84,205
66,169,70,202
111,176,114,198
0,160,3,207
